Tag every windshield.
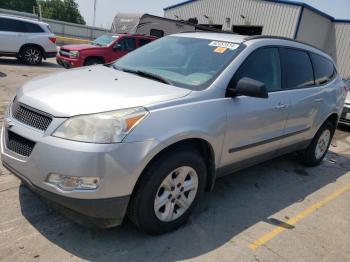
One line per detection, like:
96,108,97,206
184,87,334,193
112,36,242,90
91,35,119,46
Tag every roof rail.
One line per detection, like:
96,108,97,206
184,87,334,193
244,35,324,52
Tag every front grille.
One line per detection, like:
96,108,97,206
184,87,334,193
6,130,35,157
11,99,52,131
59,49,71,57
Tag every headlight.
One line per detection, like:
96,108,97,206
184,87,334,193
69,51,79,58
53,107,148,143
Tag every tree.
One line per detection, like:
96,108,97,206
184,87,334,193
0,0,86,25
0,0,37,13
39,0,86,25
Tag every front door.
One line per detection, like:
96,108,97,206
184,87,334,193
110,37,137,62
221,47,289,168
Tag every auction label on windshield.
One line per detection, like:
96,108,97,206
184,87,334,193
209,41,239,50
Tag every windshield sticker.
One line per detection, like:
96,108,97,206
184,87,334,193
209,41,239,50
214,47,227,53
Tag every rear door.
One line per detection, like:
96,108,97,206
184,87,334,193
221,47,290,168
278,48,322,149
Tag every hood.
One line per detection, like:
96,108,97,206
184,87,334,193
17,65,191,117
60,44,102,51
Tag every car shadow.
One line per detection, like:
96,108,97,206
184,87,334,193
0,57,61,68
18,151,350,261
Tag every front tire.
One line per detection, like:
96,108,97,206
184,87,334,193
128,148,207,234
21,46,43,65
298,121,335,166
84,58,103,66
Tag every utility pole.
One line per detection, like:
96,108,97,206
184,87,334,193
93,0,97,27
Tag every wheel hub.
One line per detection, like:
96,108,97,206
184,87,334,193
154,166,198,222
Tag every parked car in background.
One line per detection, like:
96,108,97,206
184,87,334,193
339,78,350,126
56,34,156,68
1,33,347,234
0,15,57,65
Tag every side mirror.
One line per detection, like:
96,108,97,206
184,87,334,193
113,43,122,51
227,77,268,99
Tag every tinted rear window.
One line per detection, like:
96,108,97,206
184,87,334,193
280,48,314,89
139,38,152,47
310,53,336,85
25,22,44,33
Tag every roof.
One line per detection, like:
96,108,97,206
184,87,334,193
163,0,350,23
0,14,48,25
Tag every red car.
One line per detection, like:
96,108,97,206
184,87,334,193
56,34,156,68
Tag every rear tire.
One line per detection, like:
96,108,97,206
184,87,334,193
21,46,43,65
128,148,207,235
84,58,103,66
298,121,335,166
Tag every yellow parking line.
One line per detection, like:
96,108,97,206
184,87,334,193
249,182,350,250
56,36,90,44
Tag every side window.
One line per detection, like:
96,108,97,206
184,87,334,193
310,53,336,85
233,48,282,92
150,29,164,38
0,18,26,32
139,38,152,47
280,48,314,89
117,38,137,51
25,22,44,33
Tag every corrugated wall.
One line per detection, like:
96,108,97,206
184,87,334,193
296,8,333,51
164,0,301,37
333,23,350,78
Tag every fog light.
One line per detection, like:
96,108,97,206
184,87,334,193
46,174,100,191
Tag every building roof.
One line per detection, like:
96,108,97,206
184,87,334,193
163,0,350,23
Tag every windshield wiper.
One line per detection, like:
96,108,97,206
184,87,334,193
113,66,173,85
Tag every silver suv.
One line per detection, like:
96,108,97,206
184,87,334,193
0,15,57,65
1,33,347,234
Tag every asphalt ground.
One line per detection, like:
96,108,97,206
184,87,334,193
0,57,349,262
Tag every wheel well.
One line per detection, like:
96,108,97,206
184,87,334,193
325,113,339,128
84,56,105,65
19,44,45,58
134,138,216,195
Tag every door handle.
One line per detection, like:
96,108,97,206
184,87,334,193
275,103,287,110
315,98,323,102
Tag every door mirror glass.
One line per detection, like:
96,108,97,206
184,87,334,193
227,77,268,98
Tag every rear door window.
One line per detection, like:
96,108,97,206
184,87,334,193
24,22,44,33
280,48,314,89
310,53,336,85
233,47,282,92
139,38,152,47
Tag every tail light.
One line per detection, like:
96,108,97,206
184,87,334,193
49,37,57,44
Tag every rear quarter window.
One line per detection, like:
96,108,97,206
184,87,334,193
280,48,315,89
310,53,336,85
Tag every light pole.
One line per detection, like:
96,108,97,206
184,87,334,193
93,0,97,27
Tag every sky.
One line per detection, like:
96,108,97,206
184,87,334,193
75,0,350,29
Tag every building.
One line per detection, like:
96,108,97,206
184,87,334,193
164,0,350,78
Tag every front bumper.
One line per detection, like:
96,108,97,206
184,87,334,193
3,161,129,227
56,55,84,68
339,105,350,126
1,110,160,224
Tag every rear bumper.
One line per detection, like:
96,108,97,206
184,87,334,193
56,55,84,68
45,51,57,58
2,161,130,227
339,106,350,126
